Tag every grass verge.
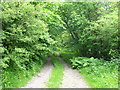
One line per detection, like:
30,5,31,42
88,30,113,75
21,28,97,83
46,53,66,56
79,64,118,88
46,55,64,88
3,60,45,88
70,57,118,88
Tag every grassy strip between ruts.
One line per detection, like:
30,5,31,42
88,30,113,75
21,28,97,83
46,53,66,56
46,55,64,88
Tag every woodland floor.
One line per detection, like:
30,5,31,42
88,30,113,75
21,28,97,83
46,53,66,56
22,56,89,88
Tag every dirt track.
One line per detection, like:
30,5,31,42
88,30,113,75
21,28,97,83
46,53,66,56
21,54,89,88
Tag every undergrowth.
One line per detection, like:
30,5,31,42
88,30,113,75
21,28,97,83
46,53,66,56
70,57,119,88
46,55,64,88
60,48,78,63
2,60,46,88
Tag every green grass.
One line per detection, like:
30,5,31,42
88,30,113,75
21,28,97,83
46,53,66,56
79,67,118,88
46,55,64,88
3,61,44,88
70,57,119,88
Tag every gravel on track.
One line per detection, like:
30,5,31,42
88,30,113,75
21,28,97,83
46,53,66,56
58,57,89,88
21,57,53,88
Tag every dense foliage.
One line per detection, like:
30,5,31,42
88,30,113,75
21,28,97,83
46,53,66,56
1,2,56,88
1,2,119,88
57,2,119,60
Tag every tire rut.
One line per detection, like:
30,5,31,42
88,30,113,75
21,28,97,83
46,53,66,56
21,57,53,88
58,57,89,88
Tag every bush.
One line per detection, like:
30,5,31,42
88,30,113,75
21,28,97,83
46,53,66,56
70,57,93,69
